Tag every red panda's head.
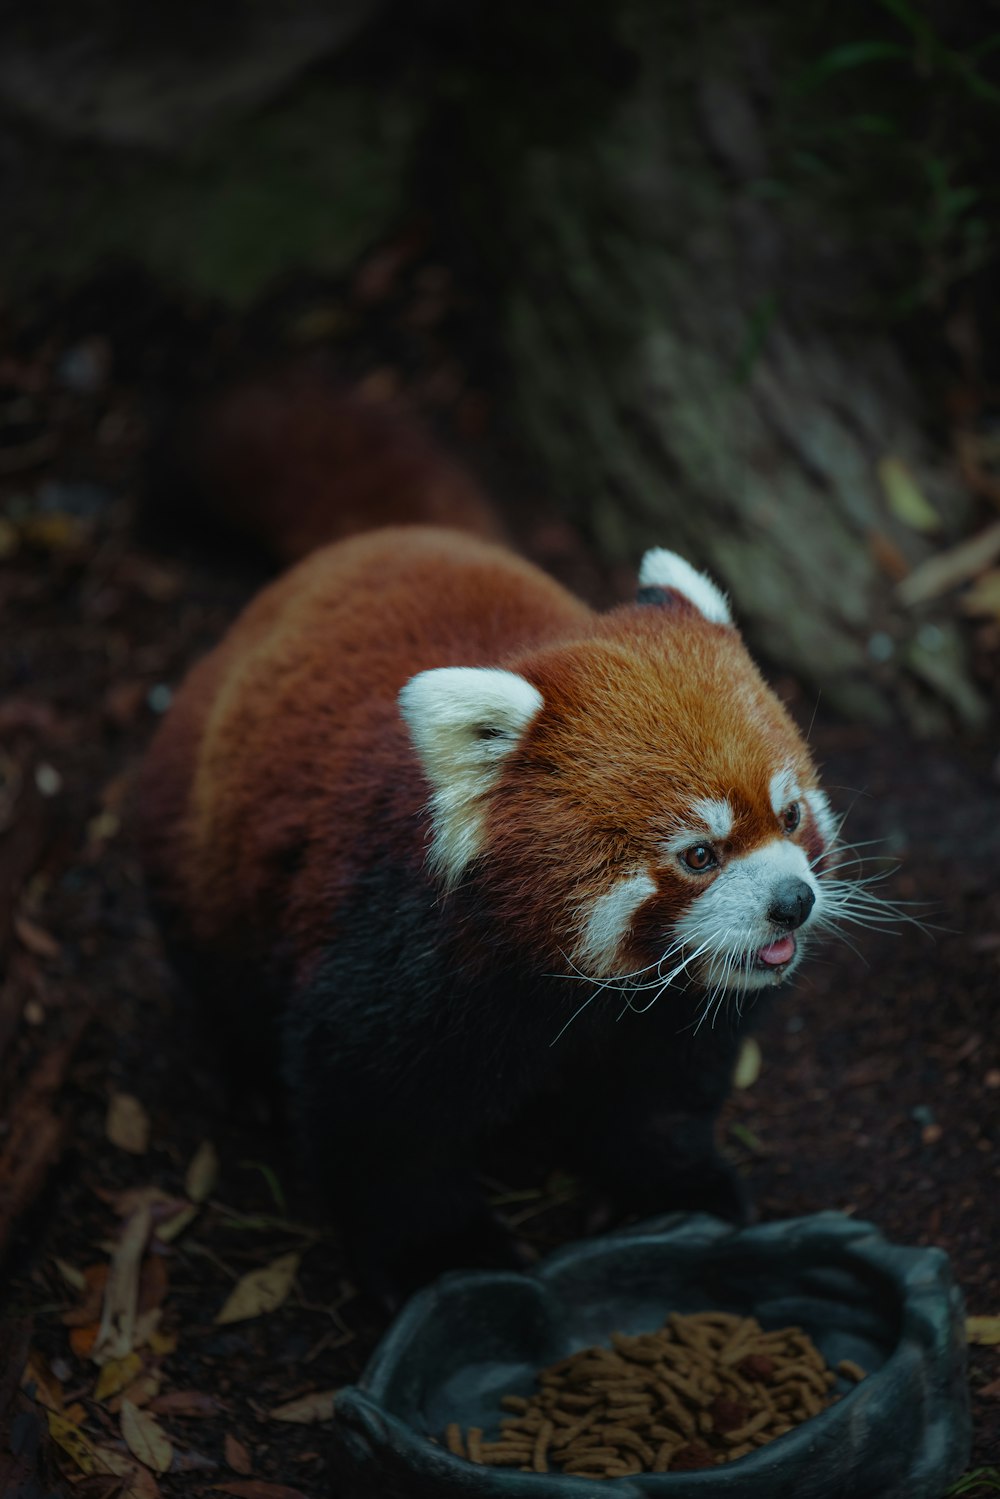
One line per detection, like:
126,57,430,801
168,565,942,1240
399,550,838,1013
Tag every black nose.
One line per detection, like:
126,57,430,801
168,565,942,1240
767,878,815,930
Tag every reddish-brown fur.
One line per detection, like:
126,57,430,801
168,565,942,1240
174,370,503,564
483,611,819,974
142,523,818,984
141,526,590,977
139,383,826,1296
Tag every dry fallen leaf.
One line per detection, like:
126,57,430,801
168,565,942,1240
732,1037,762,1091
185,1140,220,1203
147,1326,178,1358
111,1372,162,1413
149,1390,224,1419
69,1324,100,1359
46,1409,98,1473
92,1444,162,1498
897,519,1000,606
13,913,61,958
21,1352,64,1412
214,1484,309,1499
967,1315,1000,1346
106,1094,151,1155
62,1264,109,1327
268,1390,337,1424
868,528,910,582
121,1398,173,1474
0,516,18,558
170,1442,218,1473
215,1253,300,1325
87,808,121,847
20,512,86,552
94,1448,143,1478
53,1257,87,1292
960,568,1000,618
123,1467,164,1499
878,455,940,533
95,1352,143,1402
155,1203,199,1243
225,1433,253,1475
955,425,1000,505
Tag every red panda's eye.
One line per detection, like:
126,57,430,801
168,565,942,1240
782,801,801,833
681,843,716,872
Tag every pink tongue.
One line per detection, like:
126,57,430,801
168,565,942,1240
757,935,797,967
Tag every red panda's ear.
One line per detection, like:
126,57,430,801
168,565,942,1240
637,549,732,626
398,668,543,886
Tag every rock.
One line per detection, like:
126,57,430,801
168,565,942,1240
0,0,384,150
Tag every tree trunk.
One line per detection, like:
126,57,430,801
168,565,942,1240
441,1,985,732
0,1,987,730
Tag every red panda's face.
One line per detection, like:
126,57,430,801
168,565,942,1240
570,762,835,1002
398,550,838,1016
503,633,833,1007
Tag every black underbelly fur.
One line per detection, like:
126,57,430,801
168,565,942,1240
275,855,758,1302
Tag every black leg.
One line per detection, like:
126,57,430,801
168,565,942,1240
343,1160,524,1311
555,1021,750,1224
284,1010,522,1307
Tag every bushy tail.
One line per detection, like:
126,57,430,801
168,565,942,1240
159,363,503,566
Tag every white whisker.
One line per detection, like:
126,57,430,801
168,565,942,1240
548,984,605,1047
625,937,719,1016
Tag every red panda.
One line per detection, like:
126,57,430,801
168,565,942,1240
139,376,839,1301
161,369,505,564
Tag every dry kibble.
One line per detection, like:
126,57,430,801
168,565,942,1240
532,1418,554,1472
447,1310,866,1477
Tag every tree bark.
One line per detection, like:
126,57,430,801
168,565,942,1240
0,0,987,730
443,1,985,732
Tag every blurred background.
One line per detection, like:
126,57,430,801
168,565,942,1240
3,0,1000,729
1,2,1000,1493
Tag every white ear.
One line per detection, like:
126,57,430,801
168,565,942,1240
638,548,732,626
398,667,543,886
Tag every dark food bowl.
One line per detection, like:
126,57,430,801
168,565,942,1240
330,1212,970,1498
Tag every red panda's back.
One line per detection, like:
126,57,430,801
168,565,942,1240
138,525,592,976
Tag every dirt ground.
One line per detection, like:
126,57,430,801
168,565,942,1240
1,247,999,1497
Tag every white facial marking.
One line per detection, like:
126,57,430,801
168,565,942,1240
689,796,734,842
805,788,837,848
575,872,657,976
675,838,822,991
399,667,543,887
638,548,732,626
769,767,801,818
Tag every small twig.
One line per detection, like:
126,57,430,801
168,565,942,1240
504,1191,580,1229
207,1198,330,1240
304,1326,356,1362
179,1240,240,1282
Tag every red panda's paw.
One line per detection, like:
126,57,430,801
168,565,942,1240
604,1132,753,1226
649,1157,755,1228
586,1159,753,1234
